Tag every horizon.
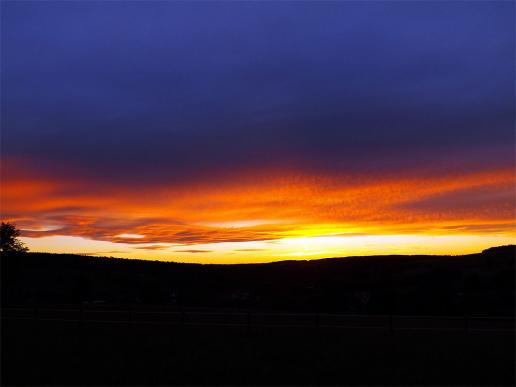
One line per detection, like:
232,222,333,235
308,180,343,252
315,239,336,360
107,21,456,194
12,244,515,266
1,2,515,264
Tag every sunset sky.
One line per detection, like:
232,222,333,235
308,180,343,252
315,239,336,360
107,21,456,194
1,1,515,263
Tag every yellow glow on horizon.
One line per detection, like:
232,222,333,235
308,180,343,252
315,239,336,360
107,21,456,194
21,232,516,264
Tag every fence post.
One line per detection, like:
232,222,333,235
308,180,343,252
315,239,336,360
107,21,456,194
246,311,251,334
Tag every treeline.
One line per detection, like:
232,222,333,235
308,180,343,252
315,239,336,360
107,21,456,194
1,245,514,316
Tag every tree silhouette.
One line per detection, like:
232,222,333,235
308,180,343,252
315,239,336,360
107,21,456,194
0,222,28,253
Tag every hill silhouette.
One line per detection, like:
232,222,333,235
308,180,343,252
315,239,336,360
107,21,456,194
2,245,514,316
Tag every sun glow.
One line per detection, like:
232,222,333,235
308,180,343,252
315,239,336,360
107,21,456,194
19,233,516,264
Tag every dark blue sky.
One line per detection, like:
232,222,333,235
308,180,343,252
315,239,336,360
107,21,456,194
2,1,514,184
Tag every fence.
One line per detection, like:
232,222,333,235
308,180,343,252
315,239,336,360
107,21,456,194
1,305,514,332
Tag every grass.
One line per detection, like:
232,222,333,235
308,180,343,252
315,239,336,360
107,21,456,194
2,319,514,386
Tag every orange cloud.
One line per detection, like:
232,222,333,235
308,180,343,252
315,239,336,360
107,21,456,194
1,158,515,252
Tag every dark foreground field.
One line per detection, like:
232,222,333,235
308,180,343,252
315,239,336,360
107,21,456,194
2,317,514,386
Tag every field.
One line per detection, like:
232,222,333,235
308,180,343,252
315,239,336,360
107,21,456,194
2,310,514,386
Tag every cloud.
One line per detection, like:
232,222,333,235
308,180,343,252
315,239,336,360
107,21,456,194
430,223,516,234
3,162,514,247
133,244,174,251
396,183,515,219
174,249,213,254
1,2,513,186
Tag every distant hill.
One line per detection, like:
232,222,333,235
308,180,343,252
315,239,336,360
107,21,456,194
1,246,514,316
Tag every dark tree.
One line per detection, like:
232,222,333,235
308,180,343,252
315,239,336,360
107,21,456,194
0,222,28,253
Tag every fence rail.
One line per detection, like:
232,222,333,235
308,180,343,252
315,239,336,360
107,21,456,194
1,306,514,332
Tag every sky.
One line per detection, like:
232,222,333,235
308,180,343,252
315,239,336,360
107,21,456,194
1,1,515,263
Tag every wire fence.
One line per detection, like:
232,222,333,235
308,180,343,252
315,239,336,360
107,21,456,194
2,305,514,332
